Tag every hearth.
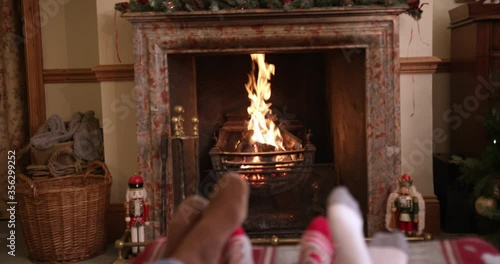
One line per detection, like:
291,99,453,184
125,7,404,238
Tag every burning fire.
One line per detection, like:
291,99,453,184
240,54,296,187
245,54,285,152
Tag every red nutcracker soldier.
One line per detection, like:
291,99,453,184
125,175,150,254
385,173,425,236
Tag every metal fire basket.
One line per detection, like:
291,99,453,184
209,116,316,195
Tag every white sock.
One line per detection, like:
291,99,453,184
368,232,408,264
327,186,372,264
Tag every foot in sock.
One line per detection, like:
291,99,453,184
170,173,250,264
299,216,334,264
222,227,253,264
369,232,408,264
162,195,209,259
327,186,372,264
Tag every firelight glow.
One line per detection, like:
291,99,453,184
245,53,285,151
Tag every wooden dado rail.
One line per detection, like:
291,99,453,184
43,57,450,84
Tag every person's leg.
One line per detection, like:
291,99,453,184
169,173,250,264
327,186,372,264
161,195,209,258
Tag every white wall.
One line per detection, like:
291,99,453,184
40,0,99,68
398,1,465,195
399,5,434,195
95,0,137,203
40,0,136,203
433,1,462,59
45,83,103,121
41,0,102,122
40,0,68,68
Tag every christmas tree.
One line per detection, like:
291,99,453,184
451,92,500,247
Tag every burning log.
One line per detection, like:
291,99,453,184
281,127,302,151
236,130,254,153
255,142,277,152
236,127,302,153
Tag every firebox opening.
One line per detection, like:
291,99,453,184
168,49,367,237
196,52,334,173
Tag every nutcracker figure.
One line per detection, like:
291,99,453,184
125,175,150,254
385,173,425,236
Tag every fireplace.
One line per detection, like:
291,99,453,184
125,6,403,237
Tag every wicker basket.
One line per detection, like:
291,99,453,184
31,141,74,166
17,160,112,263
27,147,103,178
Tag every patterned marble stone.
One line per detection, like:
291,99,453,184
125,6,405,236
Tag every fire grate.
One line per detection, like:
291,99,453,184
210,145,316,195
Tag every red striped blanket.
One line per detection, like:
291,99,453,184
132,236,499,264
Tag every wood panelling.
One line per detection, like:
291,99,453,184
22,0,46,136
43,68,97,83
328,49,368,232
43,65,134,83
493,21,500,51
424,195,441,235
107,203,127,243
41,57,449,84
400,57,450,74
92,64,134,82
450,14,500,157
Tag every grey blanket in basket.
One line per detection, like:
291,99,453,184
30,111,103,162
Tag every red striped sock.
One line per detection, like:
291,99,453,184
221,227,254,264
299,216,335,264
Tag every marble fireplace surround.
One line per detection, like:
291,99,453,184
125,6,403,236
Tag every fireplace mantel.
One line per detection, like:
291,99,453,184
124,6,407,21
125,6,404,236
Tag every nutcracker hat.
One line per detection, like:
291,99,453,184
398,173,413,188
128,175,144,189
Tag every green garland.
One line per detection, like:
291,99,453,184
115,0,426,20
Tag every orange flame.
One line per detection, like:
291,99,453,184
245,54,285,151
